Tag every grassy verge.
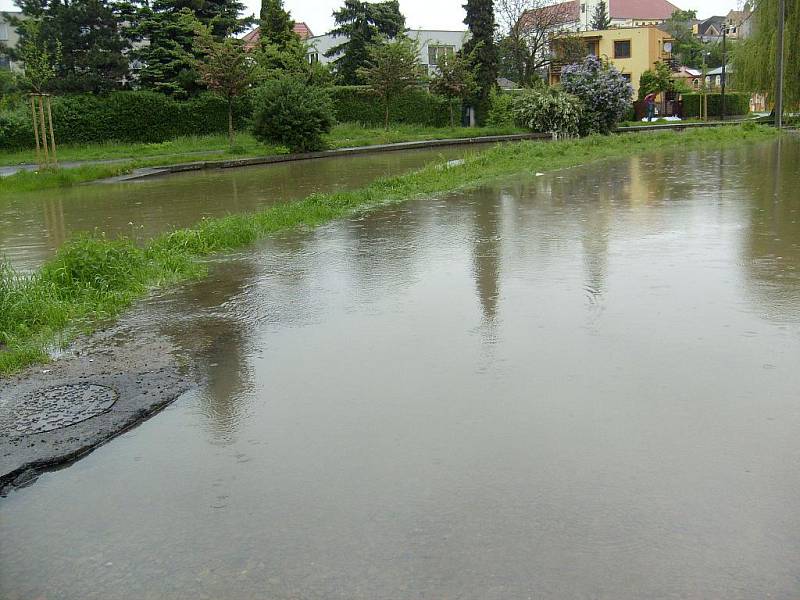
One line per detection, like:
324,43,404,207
0,124,526,196
0,125,778,375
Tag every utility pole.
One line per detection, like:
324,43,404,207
721,25,727,121
776,0,785,128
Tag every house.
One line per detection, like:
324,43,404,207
673,65,701,90
242,22,314,51
525,0,681,32
693,16,726,41
549,26,675,97
0,11,22,71
725,8,753,39
307,29,470,76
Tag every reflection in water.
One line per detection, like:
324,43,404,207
471,189,502,322
2,138,800,600
0,144,492,271
740,137,800,322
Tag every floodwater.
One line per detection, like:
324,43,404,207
0,145,488,271
2,138,800,599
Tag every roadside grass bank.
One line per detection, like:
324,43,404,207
0,124,525,196
0,125,778,375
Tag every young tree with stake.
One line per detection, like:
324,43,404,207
357,37,425,129
194,21,256,146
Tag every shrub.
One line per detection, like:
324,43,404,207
251,77,335,153
329,86,455,127
560,56,634,134
513,87,583,137
486,88,516,128
682,93,750,117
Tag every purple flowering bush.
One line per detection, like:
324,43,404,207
560,56,634,134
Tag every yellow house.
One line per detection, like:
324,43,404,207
550,27,675,97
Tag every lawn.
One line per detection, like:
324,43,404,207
0,123,526,168
0,123,526,196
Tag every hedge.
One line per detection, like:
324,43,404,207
682,93,751,118
0,85,461,150
328,86,458,127
0,91,251,151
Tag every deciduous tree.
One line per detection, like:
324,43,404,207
194,22,255,146
430,47,479,126
734,0,800,109
495,0,572,86
357,36,424,128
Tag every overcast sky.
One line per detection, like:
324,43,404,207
1,0,746,32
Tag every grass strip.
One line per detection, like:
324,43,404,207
0,124,525,196
0,125,778,375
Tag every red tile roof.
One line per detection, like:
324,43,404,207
523,0,679,27
293,22,313,40
241,22,314,51
609,0,680,20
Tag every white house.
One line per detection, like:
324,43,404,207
307,29,470,75
0,11,23,71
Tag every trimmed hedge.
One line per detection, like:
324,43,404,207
0,91,252,151
682,93,750,118
329,86,458,127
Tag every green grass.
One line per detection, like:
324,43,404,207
0,124,525,196
0,125,778,375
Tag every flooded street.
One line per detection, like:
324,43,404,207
2,138,800,599
0,145,487,271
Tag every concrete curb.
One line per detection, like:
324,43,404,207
96,122,758,184
96,134,552,183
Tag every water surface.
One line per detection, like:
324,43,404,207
1,138,799,599
0,145,487,271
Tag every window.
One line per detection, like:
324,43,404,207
428,45,454,66
0,55,10,71
620,74,632,82
580,3,585,13
0,23,8,42
614,40,631,59
307,52,319,65
586,41,599,56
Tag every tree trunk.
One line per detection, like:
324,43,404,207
384,98,389,130
228,100,235,147
450,102,455,128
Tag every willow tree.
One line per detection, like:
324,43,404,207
734,0,800,109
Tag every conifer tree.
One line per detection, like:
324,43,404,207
462,0,497,124
591,1,611,30
7,0,130,93
259,0,296,49
326,0,405,85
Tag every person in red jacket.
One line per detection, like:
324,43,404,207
644,92,658,122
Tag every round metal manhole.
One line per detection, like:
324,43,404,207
12,384,118,435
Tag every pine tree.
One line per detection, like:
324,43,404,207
326,0,406,85
8,0,130,93
462,0,497,124
591,1,611,30
259,0,295,49
126,0,251,97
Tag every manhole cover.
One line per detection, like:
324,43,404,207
12,384,118,435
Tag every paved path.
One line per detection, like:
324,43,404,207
0,150,228,177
